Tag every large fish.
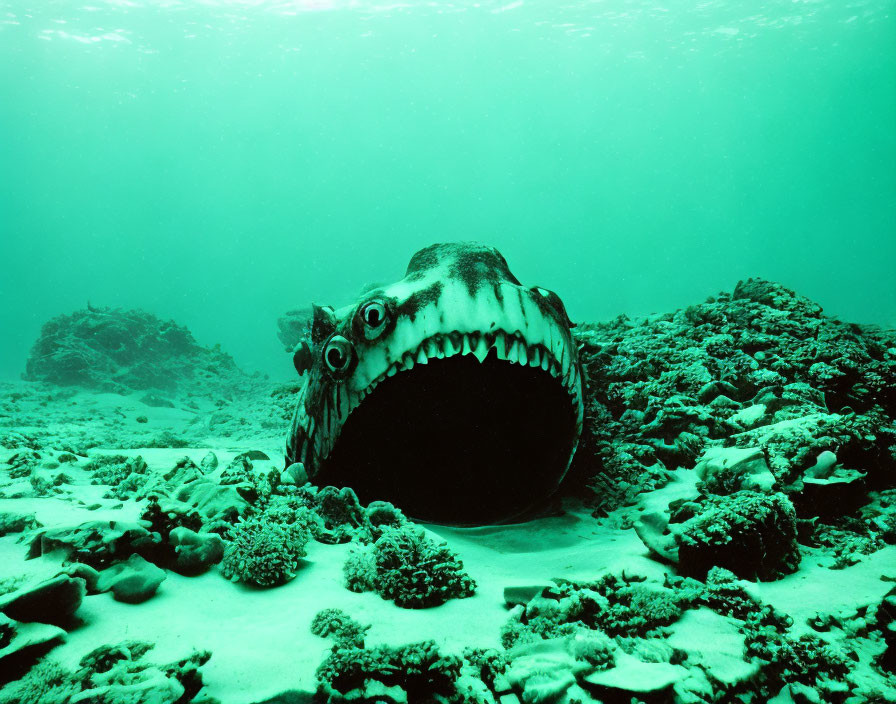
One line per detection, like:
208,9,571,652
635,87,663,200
286,242,584,524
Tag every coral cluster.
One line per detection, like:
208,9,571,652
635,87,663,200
344,524,477,608
571,278,896,512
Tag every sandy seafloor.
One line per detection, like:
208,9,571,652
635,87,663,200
1,379,895,703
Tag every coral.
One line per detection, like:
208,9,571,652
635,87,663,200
501,574,685,651
661,490,802,581
345,525,476,608
568,278,896,512
567,630,616,669
743,609,852,691
0,659,78,704
86,452,147,482
310,608,370,647
219,515,309,587
0,641,211,704
4,449,40,479
315,640,463,703
315,485,366,542
342,548,376,594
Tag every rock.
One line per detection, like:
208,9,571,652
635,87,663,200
56,452,78,463
694,446,775,493
0,575,85,627
582,652,688,696
27,520,154,568
169,527,225,575
277,308,313,353
789,451,868,519
284,462,308,485
97,554,167,604
251,692,317,704
171,478,248,528
505,638,584,704
633,512,679,564
666,608,760,685
22,304,253,397
140,393,175,408
58,563,102,594
0,613,66,667
729,403,767,428
200,451,219,472
804,450,838,479
504,583,557,607
136,415,149,423
0,511,40,537
236,450,270,462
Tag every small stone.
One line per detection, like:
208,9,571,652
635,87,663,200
200,451,219,472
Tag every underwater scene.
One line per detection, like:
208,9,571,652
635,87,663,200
1,1,896,703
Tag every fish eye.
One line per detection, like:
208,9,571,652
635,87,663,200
324,335,353,374
360,300,388,339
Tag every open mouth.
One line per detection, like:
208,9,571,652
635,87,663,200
313,330,581,524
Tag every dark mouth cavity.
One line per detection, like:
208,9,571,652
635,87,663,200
316,351,578,525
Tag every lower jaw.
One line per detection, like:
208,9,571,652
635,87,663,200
314,353,579,525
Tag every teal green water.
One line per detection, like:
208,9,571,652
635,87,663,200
2,1,894,379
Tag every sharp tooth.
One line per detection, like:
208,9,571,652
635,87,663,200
416,347,428,365
461,335,473,356
530,347,541,367
473,337,489,363
403,352,415,370
549,361,560,378
426,339,440,358
493,333,507,360
541,353,550,371
444,335,460,357
518,343,529,366
387,366,397,377
508,340,521,364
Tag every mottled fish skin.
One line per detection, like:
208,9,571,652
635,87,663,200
285,242,584,482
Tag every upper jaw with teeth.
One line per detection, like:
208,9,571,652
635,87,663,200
308,328,583,463
356,330,579,404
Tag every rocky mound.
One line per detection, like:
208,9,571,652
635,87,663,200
570,278,896,508
23,305,253,396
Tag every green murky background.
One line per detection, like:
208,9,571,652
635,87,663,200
1,1,894,378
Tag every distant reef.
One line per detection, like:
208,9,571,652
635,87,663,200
23,305,255,397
